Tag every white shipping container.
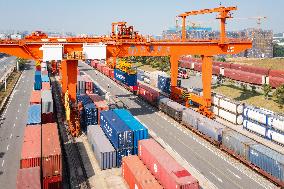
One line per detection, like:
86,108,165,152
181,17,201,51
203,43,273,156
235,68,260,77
243,120,266,137
219,98,243,114
243,106,270,125
268,115,284,133
212,94,222,106
219,109,243,125
143,77,150,84
212,106,219,115
267,130,284,146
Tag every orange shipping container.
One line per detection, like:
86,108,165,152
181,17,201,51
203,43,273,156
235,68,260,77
43,175,62,189
42,82,51,90
30,90,41,105
87,93,109,124
122,155,163,189
42,123,62,178
20,126,41,169
17,166,41,189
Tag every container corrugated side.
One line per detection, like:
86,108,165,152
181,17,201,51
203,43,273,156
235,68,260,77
122,156,163,189
197,117,225,143
87,125,116,169
182,108,203,129
42,175,62,189
249,144,284,183
100,110,133,149
139,139,199,189
20,126,41,169
42,123,62,177
16,167,41,189
166,101,185,122
113,109,148,154
41,90,53,113
27,105,41,125
30,90,41,105
87,93,109,124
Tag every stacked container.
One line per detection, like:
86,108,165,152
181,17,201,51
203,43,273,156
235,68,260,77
158,74,171,94
77,75,86,94
16,167,41,189
41,90,54,124
122,156,163,189
100,110,133,167
138,139,199,189
34,71,42,90
166,101,186,122
84,103,98,126
87,93,109,124
27,105,41,125
137,82,160,106
30,90,41,105
113,109,149,154
114,69,137,87
42,123,62,189
42,82,51,90
82,75,94,93
87,125,117,169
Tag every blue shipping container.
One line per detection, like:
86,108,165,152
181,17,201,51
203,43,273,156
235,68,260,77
84,103,98,126
41,75,50,83
113,109,148,154
27,105,41,125
35,71,41,83
249,144,284,182
100,110,133,149
158,75,171,94
116,147,133,167
114,69,137,86
34,82,42,90
137,70,145,81
77,94,93,105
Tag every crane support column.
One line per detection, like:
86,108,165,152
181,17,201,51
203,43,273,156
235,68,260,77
181,16,186,41
220,18,226,44
61,60,78,102
170,54,179,87
201,55,213,107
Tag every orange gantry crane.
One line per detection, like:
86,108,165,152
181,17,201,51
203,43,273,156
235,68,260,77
0,6,252,136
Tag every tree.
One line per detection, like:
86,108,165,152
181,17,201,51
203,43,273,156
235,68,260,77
217,57,226,62
273,85,284,108
273,44,284,57
262,84,272,99
16,58,28,70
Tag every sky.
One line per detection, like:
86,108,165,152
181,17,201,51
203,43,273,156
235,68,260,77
0,0,282,35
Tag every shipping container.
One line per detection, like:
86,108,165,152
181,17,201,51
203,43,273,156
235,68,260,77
243,119,267,137
87,93,109,124
268,76,284,88
16,167,41,189
219,97,243,114
77,94,93,106
139,139,199,189
34,82,42,90
149,71,167,88
30,90,41,105
122,155,163,189
182,108,204,129
221,129,256,161
82,75,94,93
218,108,244,125
84,103,98,126
42,123,62,178
43,175,62,189
41,75,50,83
100,110,133,149
42,112,54,124
137,83,160,106
249,144,284,183
158,75,171,94
166,101,186,122
117,147,133,167
87,125,117,169
113,109,149,154
158,97,171,111
230,64,270,75
212,66,221,75
224,69,264,85
137,70,145,81
243,106,273,125
27,105,41,125
268,115,284,133
41,90,53,113
269,70,284,79
197,117,225,143
193,63,202,72
114,69,137,86
34,71,41,83
20,126,41,169
213,61,231,68
266,129,284,146
42,82,51,90
77,75,86,94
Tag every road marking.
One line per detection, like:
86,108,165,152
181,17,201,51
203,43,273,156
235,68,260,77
227,169,241,179
6,145,9,151
20,104,22,107
16,117,17,120
1,160,4,167
10,133,13,139
17,109,19,113
13,123,15,128
210,171,223,183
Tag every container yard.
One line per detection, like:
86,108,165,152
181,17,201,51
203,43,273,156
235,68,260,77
0,1,283,189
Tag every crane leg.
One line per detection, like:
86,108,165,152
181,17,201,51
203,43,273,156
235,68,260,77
170,54,181,100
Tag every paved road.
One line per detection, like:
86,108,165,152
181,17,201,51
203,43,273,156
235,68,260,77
0,57,17,80
79,62,277,189
0,63,33,189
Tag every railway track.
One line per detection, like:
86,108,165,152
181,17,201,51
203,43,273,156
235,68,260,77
50,76,90,189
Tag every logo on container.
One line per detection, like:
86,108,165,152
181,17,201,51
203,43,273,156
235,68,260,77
115,72,125,81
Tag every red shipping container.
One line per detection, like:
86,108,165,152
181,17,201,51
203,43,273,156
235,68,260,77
82,75,94,92
42,82,51,90
42,112,55,124
269,76,284,88
122,156,163,189
43,175,62,189
20,126,41,169
212,66,220,75
87,94,109,124
230,64,270,75
30,90,41,105
224,69,263,85
213,61,231,68
97,63,106,72
269,70,284,79
109,69,114,79
77,68,80,76
179,62,191,69
138,83,160,105
42,70,49,76
36,65,41,71
42,123,62,178
102,66,111,76
17,167,41,189
138,139,199,189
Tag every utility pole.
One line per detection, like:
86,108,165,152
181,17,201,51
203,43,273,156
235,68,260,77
4,65,7,91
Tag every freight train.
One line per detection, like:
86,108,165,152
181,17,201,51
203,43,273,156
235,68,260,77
87,60,284,187
179,57,284,88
